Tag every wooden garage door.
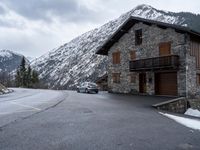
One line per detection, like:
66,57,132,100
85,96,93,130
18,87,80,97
155,72,177,96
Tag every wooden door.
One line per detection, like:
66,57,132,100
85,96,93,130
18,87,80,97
139,73,146,93
155,72,177,96
159,42,171,56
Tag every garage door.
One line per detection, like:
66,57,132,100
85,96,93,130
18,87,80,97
155,72,177,96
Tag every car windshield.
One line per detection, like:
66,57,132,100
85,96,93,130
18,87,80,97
87,83,97,87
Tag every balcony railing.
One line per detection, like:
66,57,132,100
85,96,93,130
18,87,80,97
129,55,179,71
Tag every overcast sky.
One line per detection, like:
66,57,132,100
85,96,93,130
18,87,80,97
0,0,199,58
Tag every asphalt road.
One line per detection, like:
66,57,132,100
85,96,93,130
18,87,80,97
0,89,200,150
0,88,65,127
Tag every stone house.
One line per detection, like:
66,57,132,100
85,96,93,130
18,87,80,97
96,17,200,98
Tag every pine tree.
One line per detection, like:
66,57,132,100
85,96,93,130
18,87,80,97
15,57,39,88
19,57,26,87
26,66,32,87
31,70,39,85
15,69,20,87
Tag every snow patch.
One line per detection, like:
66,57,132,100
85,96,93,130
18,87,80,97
185,108,200,118
159,112,200,131
0,50,13,58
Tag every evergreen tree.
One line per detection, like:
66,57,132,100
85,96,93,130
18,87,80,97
15,57,39,88
26,66,32,87
19,57,26,87
15,70,20,87
31,70,39,85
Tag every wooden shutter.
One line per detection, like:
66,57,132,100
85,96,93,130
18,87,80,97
159,42,171,56
112,53,116,64
130,51,136,60
112,52,120,64
190,40,200,69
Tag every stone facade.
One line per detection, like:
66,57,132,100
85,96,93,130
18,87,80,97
107,22,199,97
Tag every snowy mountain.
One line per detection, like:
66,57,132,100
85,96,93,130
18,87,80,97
27,57,35,63
31,4,200,89
0,50,28,73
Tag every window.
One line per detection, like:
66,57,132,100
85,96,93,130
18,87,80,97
112,73,120,83
135,29,142,45
130,74,136,83
112,52,120,64
130,50,136,60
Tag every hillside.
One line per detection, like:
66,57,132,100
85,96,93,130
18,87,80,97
0,50,28,73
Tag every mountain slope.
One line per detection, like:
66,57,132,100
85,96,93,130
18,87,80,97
0,50,27,73
32,4,200,89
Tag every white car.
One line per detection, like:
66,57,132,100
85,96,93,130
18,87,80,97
77,82,98,93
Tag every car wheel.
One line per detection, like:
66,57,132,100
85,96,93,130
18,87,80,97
85,88,89,93
96,91,98,94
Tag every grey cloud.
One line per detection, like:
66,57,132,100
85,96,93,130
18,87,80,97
0,5,6,15
0,19,25,29
0,20,14,28
2,0,103,23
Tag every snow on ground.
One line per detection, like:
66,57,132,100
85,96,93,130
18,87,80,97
185,108,200,118
159,112,200,131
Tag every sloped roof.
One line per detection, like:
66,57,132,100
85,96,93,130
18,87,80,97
96,73,108,83
96,16,200,55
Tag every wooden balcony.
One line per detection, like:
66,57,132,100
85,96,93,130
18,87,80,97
129,55,179,72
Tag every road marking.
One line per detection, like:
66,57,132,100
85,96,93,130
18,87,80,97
0,110,37,115
9,101,41,111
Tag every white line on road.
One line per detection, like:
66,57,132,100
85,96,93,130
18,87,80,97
0,109,38,115
9,101,41,111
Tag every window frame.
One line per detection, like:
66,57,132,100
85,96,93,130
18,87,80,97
135,29,142,46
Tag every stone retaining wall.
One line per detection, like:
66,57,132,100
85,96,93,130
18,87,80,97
153,97,189,113
154,97,200,113
188,99,200,111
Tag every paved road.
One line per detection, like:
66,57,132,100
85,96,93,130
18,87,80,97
0,89,200,150
0,88,65,127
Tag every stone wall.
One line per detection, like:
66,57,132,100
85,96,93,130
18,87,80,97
153,97,188,113
184,34,198,98
107,22,188,96
188,99,200,111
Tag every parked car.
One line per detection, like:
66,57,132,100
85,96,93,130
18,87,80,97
77,82,98,93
